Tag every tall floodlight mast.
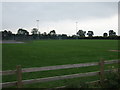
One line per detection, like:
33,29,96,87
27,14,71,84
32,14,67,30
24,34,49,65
76,22,78,35
36,20,39,30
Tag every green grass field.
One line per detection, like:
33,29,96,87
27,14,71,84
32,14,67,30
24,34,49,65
2,40,119,88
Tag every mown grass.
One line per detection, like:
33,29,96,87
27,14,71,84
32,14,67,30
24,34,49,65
2,40,119,88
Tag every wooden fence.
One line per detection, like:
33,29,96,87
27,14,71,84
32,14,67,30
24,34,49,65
0,59,119,88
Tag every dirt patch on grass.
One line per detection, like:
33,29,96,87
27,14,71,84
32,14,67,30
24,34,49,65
109,50,120,52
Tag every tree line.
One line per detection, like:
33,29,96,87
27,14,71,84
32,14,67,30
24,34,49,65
0,28,119,40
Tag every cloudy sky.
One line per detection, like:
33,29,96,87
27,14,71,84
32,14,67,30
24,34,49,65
2,2,118,36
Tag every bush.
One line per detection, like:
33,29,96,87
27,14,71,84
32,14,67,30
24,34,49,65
101,69,120,89
63,70,120,89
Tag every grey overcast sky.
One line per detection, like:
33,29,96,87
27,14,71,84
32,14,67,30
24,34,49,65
2,2,118,36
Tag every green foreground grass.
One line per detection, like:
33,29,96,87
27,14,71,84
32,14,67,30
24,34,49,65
2,40,119,88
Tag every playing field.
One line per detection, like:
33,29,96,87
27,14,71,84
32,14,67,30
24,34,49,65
2,40,119,88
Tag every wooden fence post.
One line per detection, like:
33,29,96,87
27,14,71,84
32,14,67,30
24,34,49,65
16,65,22,88
99,59,105,86
118,60,120,76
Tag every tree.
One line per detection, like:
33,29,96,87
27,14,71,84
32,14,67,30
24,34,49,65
16,28,29,40
87,31,94,38
2,30,8,37
103,33,108,37
77,30,86,38
17,28,29,35
31,28,38,35
109,30,116,37
8,31,13,39
71,35,78,39
48,30,56,39
43,32,47,36
61,34,67,39
31,28,39,39
2,30,8,40
2,30,14,40
49,30,56,36
8,31,12,35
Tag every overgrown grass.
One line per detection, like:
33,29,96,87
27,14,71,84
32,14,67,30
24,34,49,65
2,40,119,88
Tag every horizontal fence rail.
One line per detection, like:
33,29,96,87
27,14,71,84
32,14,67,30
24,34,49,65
1,59,119,88
22,71,99,85
2,81,17,88
1,69,118,88
0,59,119,76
